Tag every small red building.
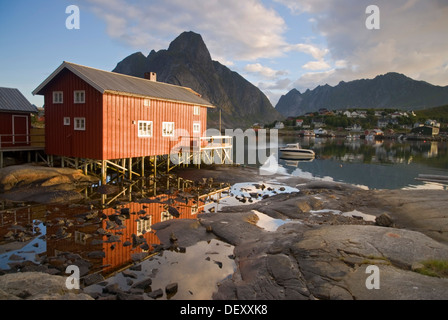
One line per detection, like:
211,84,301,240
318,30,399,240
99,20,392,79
0,87,38,148
32,61,215,161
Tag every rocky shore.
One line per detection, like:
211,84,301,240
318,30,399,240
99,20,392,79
178,166,448,299
0,164,96,204
0,164,448,300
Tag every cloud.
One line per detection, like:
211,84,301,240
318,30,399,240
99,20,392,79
244,63,288,79
258,78,293,91
273,0,331,14
278,0,448,88
293,69,336,92
302,60,331,71
285,43,329,60
83,0,289,62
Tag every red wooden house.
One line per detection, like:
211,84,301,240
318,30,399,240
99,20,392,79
32,61,215,162
0,87,38,148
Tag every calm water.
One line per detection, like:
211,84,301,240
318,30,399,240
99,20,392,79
241,136,448,190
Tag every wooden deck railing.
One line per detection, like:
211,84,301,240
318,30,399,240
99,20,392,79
0,128,45,150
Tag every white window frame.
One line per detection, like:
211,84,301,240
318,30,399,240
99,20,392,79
143,99,151,107
53,91,63,104
74,117,86,131
138,121,153,137
64,117,70,126
136,217,152,236
74,90,86,104
193,106,200,115
193,122,201,134
162,122,175,137
161,211,174,222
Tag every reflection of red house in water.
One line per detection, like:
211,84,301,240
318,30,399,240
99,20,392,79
1,194,200,275
99,198,199,275
42,194,201,276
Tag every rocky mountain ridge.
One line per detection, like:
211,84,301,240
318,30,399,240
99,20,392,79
276,73,448,117
113,31,283,129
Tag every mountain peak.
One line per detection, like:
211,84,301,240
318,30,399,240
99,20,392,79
112,31,283,129
168,31,212,63
376,72,412,81
276,72,448,117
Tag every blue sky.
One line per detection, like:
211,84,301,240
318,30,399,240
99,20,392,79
1,0,447,108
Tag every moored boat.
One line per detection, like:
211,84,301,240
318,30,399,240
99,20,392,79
279,143,315,159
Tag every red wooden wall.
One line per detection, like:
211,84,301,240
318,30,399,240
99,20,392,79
44,69,103,159
43,69,208,160
102,93,208,160
0,112,32,148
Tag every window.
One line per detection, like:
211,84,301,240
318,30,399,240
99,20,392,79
74,91,85,104
193,106,200,115
193,122,201,134
74,117,86,131
161,211,174,222
137,217,152,236
75,231,88,245
64,117,70,126
162,122,175,137
138,121,153,137
143,99,151,107
53,91,63,104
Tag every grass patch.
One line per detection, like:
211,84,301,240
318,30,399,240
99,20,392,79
415,260,448,278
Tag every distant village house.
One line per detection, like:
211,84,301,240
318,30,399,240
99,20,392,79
274,121,285,129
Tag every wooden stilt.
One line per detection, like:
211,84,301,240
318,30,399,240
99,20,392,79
154,156,157,176
167,154,170,173
101,160,107,185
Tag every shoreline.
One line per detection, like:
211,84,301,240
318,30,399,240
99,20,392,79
1,164,448,300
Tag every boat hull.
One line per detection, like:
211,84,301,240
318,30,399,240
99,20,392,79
279,149,315,159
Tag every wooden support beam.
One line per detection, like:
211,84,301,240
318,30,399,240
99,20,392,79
105,160,127,172
101,160,107,185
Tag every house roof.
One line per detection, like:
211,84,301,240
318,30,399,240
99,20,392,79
32,61,215,108
0,87,38,113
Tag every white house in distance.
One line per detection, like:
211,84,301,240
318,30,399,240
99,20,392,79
296,119,304,127
274,122,285,129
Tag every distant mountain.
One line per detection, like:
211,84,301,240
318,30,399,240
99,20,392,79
113,31,283,129
276,73,448,117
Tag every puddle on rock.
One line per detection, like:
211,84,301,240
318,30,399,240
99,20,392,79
0,193,203,277
202,182,300,213
84,238,235,300
1,177,301,299
252,210,302,232
310,209,376,222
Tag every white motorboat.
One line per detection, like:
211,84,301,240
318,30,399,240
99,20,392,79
279,143,315,159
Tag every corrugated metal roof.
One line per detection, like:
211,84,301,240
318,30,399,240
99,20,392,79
33,62,215,108
0,87,38,113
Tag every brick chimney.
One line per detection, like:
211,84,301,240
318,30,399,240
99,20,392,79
144,72,157,82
